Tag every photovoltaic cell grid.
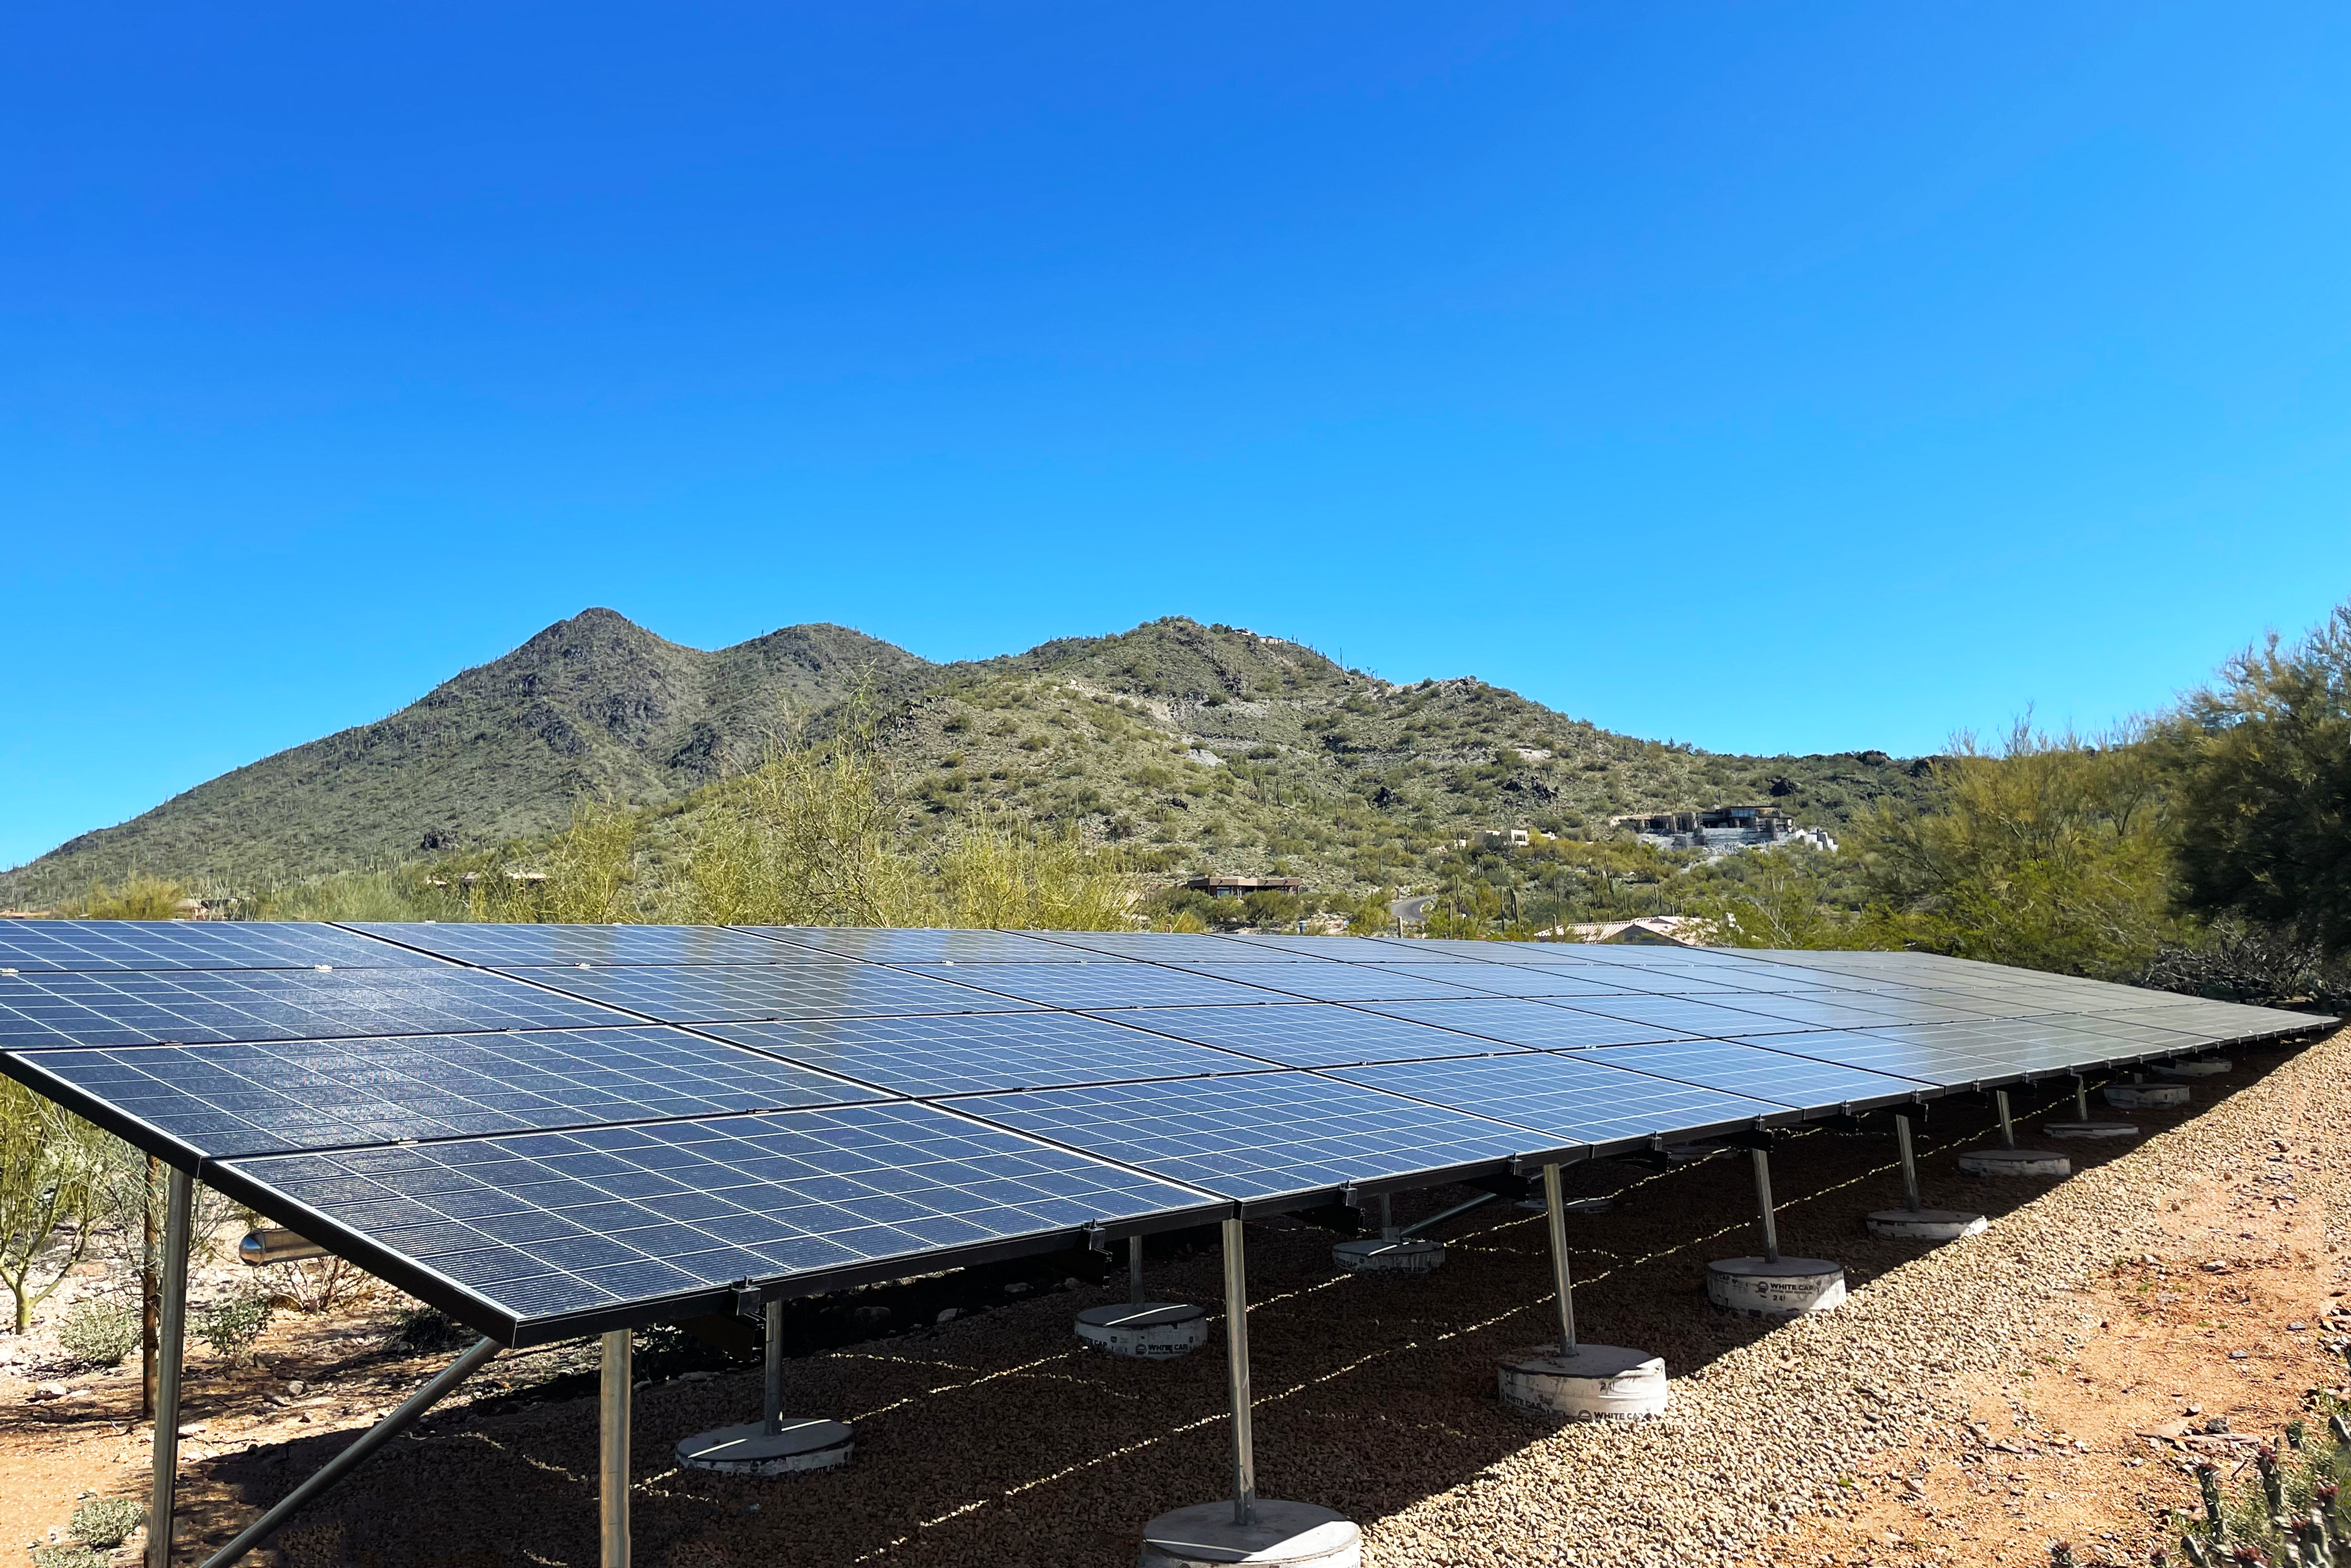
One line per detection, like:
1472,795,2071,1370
350,922,835,969
213,1101,1221,1337
0,921,450,973
8,1026,888,1160
0,920,2328,1344
941,1072,1551,1205
0,967,631,1051
703,1012,1274,1096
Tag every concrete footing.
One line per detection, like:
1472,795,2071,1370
1139,1500,1363,1568
2154,1059,2232,1079
2044,1121,2139,1140
1706,1257,1847,1316
1075,1302,1209,1359
1496,1344,1668,1420
1332,1236,1445,1274
1957,1148,2071,1178
1865,1207,1988,1240
675,1418,853,1476
2104,1082,2191,1110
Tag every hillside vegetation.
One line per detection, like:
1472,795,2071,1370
1,612,1935,908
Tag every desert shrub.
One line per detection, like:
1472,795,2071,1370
258,1255,377,1316
55,1293,140,1367
30,1545,101,1568
1,1082,114,1332
385,1304,471,1354
192,1290,273,1364
68,1497,144,1548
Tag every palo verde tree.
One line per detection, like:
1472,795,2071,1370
2170,599,2351,956
1,1079,115,1332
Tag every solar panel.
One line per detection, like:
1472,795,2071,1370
893,962,1298,1011
8,1027,886,1161
1353,998,1699,1050
212,1102,1222,1341
499,963,1040,1025
1722,1021,2125,1087
1159,962,1507,1003
1328,1053,1784,1150
701,1012,1273,1096
0,968,631,1051
0,921,448,973
742,927,1105,963
1571,1040,1932,1110
351,922,831,968
1216,934,1493,963
0,917,2325,1349
1410,964,1658,999
1081,1004,1529,1068
1017,931,1283,963
941,1073,1548,1207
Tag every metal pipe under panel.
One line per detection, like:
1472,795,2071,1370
1129,1233,1144,1307
762,1299,784,1437
1894,1116,1923,1213
1542,1163,1577,1355
237,1228,328,1267
601,1330,631,1568
1221,1217,1255,1527
149,1167,193,1568
197,1337,501,1568
1750,1148,1780,1265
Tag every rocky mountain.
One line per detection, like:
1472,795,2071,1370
2,611,1935,903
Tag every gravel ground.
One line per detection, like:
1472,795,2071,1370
36,1027,2337,1568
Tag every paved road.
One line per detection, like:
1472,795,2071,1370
1391,894,1437,927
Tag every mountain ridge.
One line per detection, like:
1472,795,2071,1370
2,609,1933,904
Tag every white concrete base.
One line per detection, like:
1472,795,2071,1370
1140,1500,1363,1568
1957,1148,2072,1178
1075,1301,1209,1359
1332,1236,1445,1274
1866,1207,1988,1240
2104,1082,2191,1110
1497,1343,1668,1420
1706,1257,1847,1316
2045,1121,2139,1140
2154,1059,2231,1078
676,1417,852,1476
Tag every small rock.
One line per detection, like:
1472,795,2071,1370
935,1307,960,1324
2287,1321,2308,1331
286,1379,307,1395
2227,1350,2248,1360
2205,1416,2231,1434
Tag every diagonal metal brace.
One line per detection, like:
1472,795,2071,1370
198,1335,502,1568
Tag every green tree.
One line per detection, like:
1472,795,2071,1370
1854,722,2182,978
2170,601,2351,955
0,1082,114,1332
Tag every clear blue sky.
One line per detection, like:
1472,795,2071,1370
5,3,2348,872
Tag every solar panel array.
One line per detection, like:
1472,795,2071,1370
0,920,2327,1345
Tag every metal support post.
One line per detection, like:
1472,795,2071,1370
1542,1164,1577,1355
1128,1233,1145,1306
601,1330,631,1568
149,1166,192,1568
1220,1218,1255,1528
1749,1148,1780,1265
1894,1114,1924,1214
2074,1079,2090,1120
1377,1192,1395,1241
762,1299,784,1436
196,1337,500,1568
1996,1090,2016,1149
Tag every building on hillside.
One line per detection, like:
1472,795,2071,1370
1452,827,1531,850
1550,915,1703,947
1609,806,1835,856
1180,874,1308,899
